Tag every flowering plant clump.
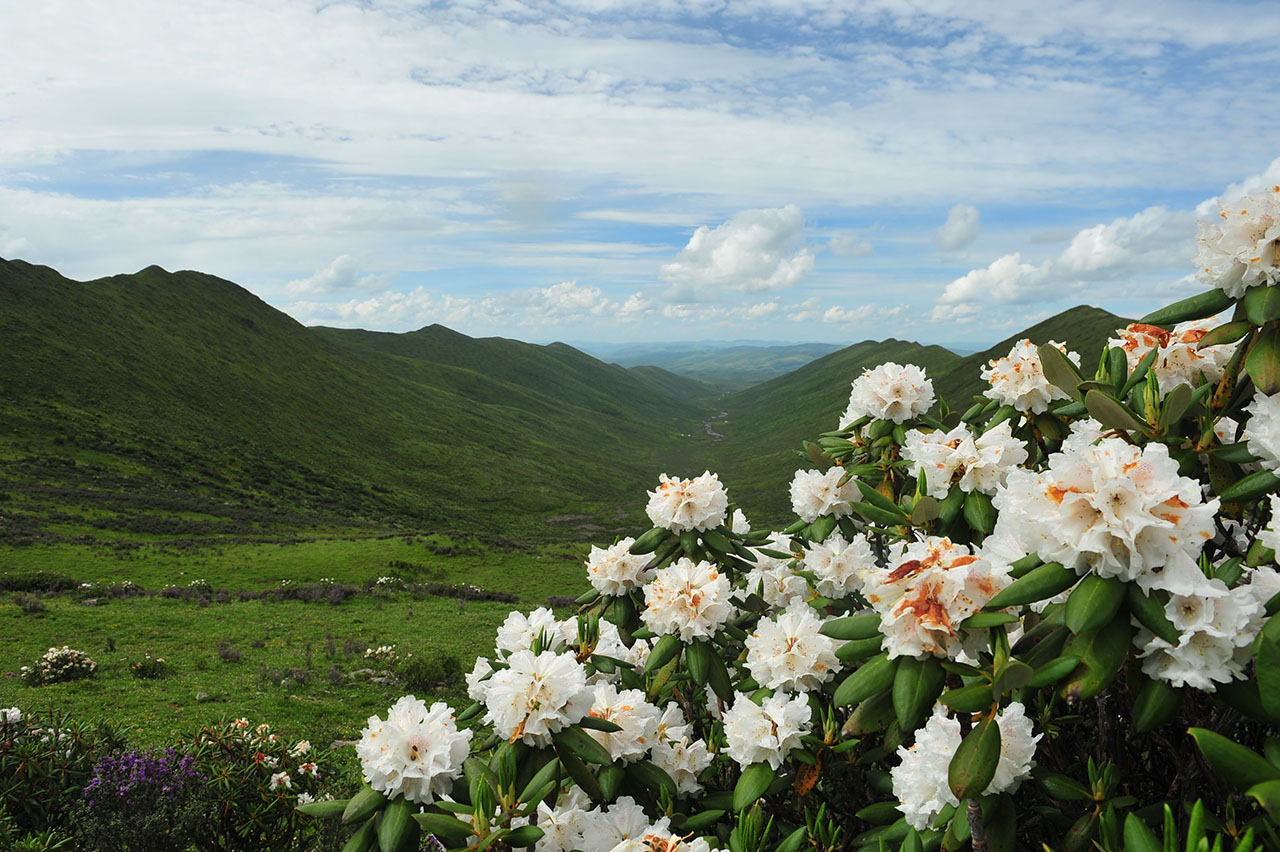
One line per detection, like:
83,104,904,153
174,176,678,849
73,748,208,852
19,645,97,685
364,644,400,664
130,651,169,679
304,203,1280,852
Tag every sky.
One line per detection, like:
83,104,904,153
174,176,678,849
2,1,1279,348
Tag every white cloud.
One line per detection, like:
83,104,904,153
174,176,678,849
660,205,815,301
285,254,388,297
739,300,780,320
616,292,653,322
936,203,980,251
827,234,874,257
785,296,823,323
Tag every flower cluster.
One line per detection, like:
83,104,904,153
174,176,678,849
1108,320,1234,393
20,646,98,685
83,749,201,808
842,361,934,424
645,471,729,532
356,694,472,803
1194,186,1280,297
902,420,1028,498
981,339,1080,413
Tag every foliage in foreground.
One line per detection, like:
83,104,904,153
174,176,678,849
304,189,1280,852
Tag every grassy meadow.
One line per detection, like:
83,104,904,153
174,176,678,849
0,535,590,746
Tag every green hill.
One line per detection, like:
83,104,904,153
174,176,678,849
0,259,711,543
715,339,962,525
623,366,716,406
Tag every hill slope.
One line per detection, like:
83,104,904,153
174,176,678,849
0,259,710,542
608,342,843,391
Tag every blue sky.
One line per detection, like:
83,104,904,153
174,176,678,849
2,1,1279,347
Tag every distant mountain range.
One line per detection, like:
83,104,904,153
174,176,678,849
0,258,1130,541
595,342,845,392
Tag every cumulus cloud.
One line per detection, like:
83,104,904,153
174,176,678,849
285,255,387,298
936,204,980,251
660,205,815,301
823,304,869,324
931,205,1195,318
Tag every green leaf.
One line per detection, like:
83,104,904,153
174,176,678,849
893,656,946,732
1247,779,1280,819
833,652,899,707
992,660,1035,695
297,798,349,818
681,810,727,831
842,688,897,735
1197,320,1253,350
809,514,837,543
820,613,882,640
685,639,712,685
834,634,885,664
455,701,484,724
379,798,418,852
963,491,996,534
552,726,613,765
1159,383,1194,431
1060,618,1131,702
504,826,546,848
706,645,734,701
1123,814,1162,852
1038,343,1084,400
1085,388,1151,434
852,501,910,527
939,682,994,713
985,562,1078,609
733,762,777,811
517,758,560,804
576,716,623,733
937,485,965,526
413,813,474,844
645,634,681,674
342,786,387,825
1119,346,1161,397
1064,575,1126,634
1247,325,1280,395
629,527,671,555
960,611,1020,629
627,759,678,800
1245,284,1280,326
948,716,1001,799
1107,346,1129,393
553,741,602,801
702,529,732,554
911,496,941,526
1133,678,1182,733
1026,655,1081,689
1188,727,1280,790
1126,584,1181,645
774,826,808,852
1256,617,1280,720
598,765,625,802
1139,288,1235,325
1218,469,1280,503
1040,773,1090,801
856,801,903,823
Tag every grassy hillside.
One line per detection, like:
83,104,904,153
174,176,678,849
931,305,1130,410
715,339,962,525
624,365,717,406
609,342,843,391
0,259,711,542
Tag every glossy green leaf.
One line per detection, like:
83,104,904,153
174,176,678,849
628,527,671,555
948,716,1001,799
1138,288,1235,325
1247,325,1280,395
960,611,1020,629
1247,779,1280,819
552,726,612,765
733,762,777,811
774,826,808,852
576,716,623,733
842,688,897,735
1064,575,1126,634
378,798,418,852
1122,813,1161,852
685,639,712,685
939,682,994,713
1197,320,1253,350
1158,383,1194,431
1126,584,1181,645
985,561,1078,609
1039,343,1085,399
1218,469,1280,503
963,490,996,534
342,786,387,825
992,660,1035,695
1256,617,1280,720
1133,678,1182,733
893,655,946,732
413,813,474,843
1060,618,1131,702
1245,284,1280,325
833,652,899,707
1189,727,1280,790
504,826,546,848
1085,388,1151,434
598,765,625,802
645,634,681,674
297,798,349,818
1026,655,1081,689
627,759,678,799
820,613,882,640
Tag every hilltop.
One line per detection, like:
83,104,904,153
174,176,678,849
0,259,711,543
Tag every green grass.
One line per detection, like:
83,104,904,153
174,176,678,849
0,538,590,746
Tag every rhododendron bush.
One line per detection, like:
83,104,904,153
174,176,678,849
306,190,1280,852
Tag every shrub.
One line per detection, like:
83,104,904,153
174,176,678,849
70,749,208,852
0,709,125,837
12,594,46,615
215,642,241,663
396,650,462,692
19,646,97,685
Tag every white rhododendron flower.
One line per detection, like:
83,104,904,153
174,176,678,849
496,607,561,656
530,793,592,852
645,472,729,532
841,362,935,425
1108,320,1234,393
578,796,670,852
1194,187,1280,297
641,558,734,643
269,772,292,791
862,537,1011,660
993,437,1218,591
981,339,1080,414
465,657,494,702
722,692,812,770
789,467,857,522
902,420,1028,498
731,509,751,535
586,538,654,596
745,603,841,693
482,650,591,745
803,532,876,598
743,536,807,609
1,708,20,725
1245,393,1280,471
356,695,473,804
893,703,1039,830
1247,562,1280,608
650,735,714,796
1137,571,1265,692
583,683,662,763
